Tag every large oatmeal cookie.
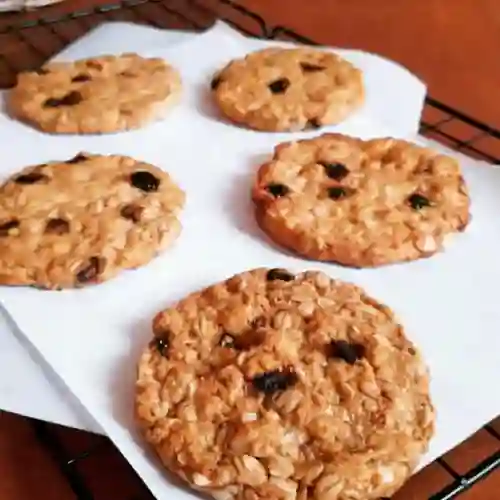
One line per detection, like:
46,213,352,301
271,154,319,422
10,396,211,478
211,48,364,132
0,153,185,289
252,133,471,267
8,53,181,134
136,268,435,500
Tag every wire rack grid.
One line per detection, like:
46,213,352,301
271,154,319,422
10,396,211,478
0,0,499,499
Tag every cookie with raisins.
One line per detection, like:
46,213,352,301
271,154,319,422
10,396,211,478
0,153,184,289
8,53,181,134
252,133,471,267
211,47,364,132
136,268,435,500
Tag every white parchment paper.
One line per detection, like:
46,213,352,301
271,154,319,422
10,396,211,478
0,22,499,500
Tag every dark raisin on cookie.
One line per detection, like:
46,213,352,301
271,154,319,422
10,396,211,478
120,204,143,223
35,68,49,75
321,162,350,181
14,172,48,185
44,91,83,108
130,171,160,193
251,369,298,394
154,337,169,357
327,186,351,200
305,117,321,129
268,78,290,94
328,340,365,365
266,268,295,282
66,153,88,164
211,75,222,90
45,218,70,235
219,333,237,348
408,193,431,210
71,74,91,83
76,256,104,283
266,183,289,198
120,71,136,78
0,220,20,236
300,62,326,72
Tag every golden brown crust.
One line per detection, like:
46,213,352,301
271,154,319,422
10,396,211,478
0,153,185,289
212,48,364,132
252,134,471,267
136,268,435,500
8,53,181,134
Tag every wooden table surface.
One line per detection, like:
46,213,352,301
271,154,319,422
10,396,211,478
0,0,499,499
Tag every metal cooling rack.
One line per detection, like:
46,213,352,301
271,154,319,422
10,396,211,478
0,0,499,498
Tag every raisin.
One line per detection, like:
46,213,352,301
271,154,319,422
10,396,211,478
251,369,297,394
327,186,350,200
211,75,222,90
66,153,88,164
45,218,69,235
15,172,48,184
153,337,169,357
44,91,82,108
219,333,236,348
328,340,365,365
266,183,289,197
120,71,136,78
130,171,160,192
305,118,321,129
76,256,104,283
71,74,91,83
300,62,325,72
35,68,49,75
266,268,294,282
321,162,349,180
0,220,19,236
120,204,143,223
268,78,290,94
408,193,431,210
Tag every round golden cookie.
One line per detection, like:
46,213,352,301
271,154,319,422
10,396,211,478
0,153,185,289
135,267,435,500
8,53,181,134
252,134,471,267
211,48,364,132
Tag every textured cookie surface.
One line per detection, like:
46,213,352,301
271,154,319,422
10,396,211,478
9,53,181,134
211,48,364,132
252,134,471,267
136,268,435,500
0,153,185,289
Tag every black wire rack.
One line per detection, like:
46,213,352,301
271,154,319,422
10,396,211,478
0,0,499,499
